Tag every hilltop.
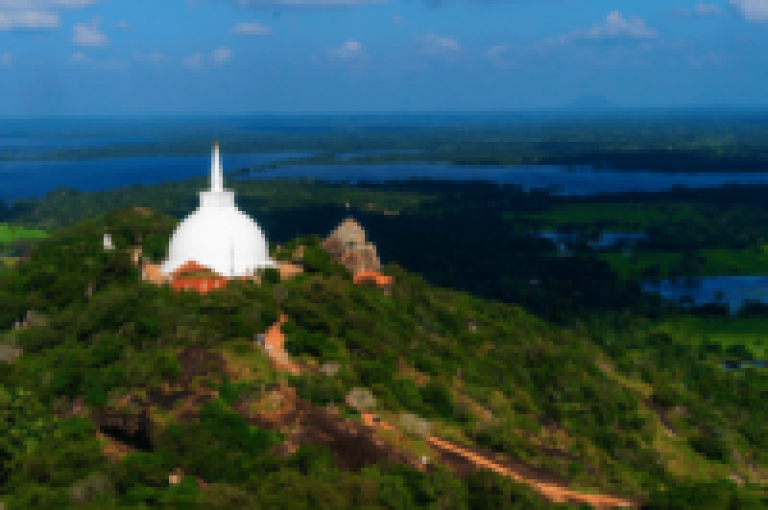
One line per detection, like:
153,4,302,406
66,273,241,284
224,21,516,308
1,206,767,509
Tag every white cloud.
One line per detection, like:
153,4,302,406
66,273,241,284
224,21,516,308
116,19,130,29
213,46,231,63
673,3,724,17
231,20,272,34
0,0,97,30
183,47,234,69
730,0,768,21
1,52,11,65
545,11,657,46
419,32,460,54
392,14,404,24
183,53,205,69
329,40,365,59
0,9,59,29
0,0,97,7
584,11,657,38
134,50,168,63
696,3,724,14
73,16,108,46
70,50,128,69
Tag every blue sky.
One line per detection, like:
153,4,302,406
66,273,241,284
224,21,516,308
0,0,766,115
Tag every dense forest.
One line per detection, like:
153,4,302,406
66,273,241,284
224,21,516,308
1,171,768,506
1,205,768,508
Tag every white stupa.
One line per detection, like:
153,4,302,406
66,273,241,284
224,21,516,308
103,233,114,251
160,140,277,279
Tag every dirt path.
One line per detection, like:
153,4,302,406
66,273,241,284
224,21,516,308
427,436,637,508
261,313,302,375
260,317,640,508
357,410,637,508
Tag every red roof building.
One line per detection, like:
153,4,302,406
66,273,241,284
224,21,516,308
171,278,228,294
353,271,394,294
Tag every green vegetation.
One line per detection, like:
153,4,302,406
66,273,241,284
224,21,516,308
4,119,768,506
653,316,768,359
0,223,49,244
1,203,767,508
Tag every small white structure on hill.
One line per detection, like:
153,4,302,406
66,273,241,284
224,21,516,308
160,140,277,279
103,233,114,251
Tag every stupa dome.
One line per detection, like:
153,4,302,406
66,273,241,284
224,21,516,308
160,141,277,279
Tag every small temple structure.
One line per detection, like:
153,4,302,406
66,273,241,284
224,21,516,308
129,141,303,294
322,217,394,294
120,141,394,295
160,140,277,279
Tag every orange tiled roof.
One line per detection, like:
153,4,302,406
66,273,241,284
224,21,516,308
277,262,304,281
170,260,217,279
171,278,227,294
142,262,169,284
353,271,394,286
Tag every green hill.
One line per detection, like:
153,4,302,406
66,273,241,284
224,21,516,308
1,206,767,509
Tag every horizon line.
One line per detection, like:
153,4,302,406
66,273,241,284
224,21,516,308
3,105,768,120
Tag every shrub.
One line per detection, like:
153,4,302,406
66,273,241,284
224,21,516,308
420,380,455,421
689,435,730,463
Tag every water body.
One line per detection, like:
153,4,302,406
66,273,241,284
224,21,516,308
334,149,424,161
537,230,646,249
641,275,768,315
0,151,316,202
722,360,767,371
0,136,157,151
237,163,768,197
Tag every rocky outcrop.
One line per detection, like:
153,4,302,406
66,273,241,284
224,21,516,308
322,218,381,274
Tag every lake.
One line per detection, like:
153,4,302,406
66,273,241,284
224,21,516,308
5,137,768,202
0,151,316,202
0,136,157,152
537,230,647,249
334,149,424,161
236,163,768,197
642,275,768,315
722,360,767,371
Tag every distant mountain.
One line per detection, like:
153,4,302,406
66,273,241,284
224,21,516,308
560,94,619,111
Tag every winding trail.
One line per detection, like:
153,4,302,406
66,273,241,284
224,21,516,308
263,315,641,509
260,313,302,375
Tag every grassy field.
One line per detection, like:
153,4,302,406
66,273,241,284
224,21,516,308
596,251,684,280
653,316,768,358
0,257,18,268
597,247,768,281
0,223,49,244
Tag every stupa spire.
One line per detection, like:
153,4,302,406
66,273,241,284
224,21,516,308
211,139,223,192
